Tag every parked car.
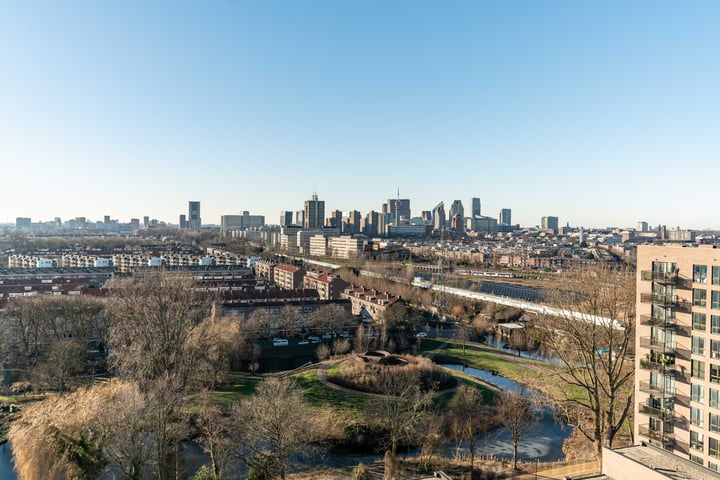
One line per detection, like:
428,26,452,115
297,339,309,345
308,336,321,343
321,332,336,340
272,338,289,347
416,332,428,338
339,332,354,339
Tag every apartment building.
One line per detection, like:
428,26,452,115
273,263,306,290
340,284,401,320
254,259,276,282
329,236,365,259
303,271,347,300
635,244,720,473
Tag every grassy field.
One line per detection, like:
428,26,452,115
292,369,370,413
212,376,258,406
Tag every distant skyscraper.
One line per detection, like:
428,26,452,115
432,202,446,231
304,193,325,229
470,197,481,217
295,210,305,227
421,211,432,223
143,216,150,229
385,198,411,224
449,200,464,220
363,210,380,236
637,221,649,232
179,214,187,229
541,216,558,232
499,208,512,225
280,211,294,226
188,201,201,230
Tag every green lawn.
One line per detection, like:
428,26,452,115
212,377,258,406
292,369,370,413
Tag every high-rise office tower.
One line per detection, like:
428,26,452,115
470,197,481,218
541,216,558,232
188,201,201,230
303,193,325,230
280,211,294,227
449,200,464,220
499,208,512,225
432,202,446,231
385,198,411,224
179,214,187,229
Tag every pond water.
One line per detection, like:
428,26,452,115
440,364,571,463
0,442,17,480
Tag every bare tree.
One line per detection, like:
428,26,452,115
495,391,534,470
233,377,334,480
446,385,487,470
539,263,635,461
367,366,434,460
105,272,211,480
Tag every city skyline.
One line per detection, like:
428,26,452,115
2,2,719,229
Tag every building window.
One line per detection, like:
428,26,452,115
693,384,706,404
714,315,720,334
714,291,720,310
694,360,707,380
694,312,708,331
691,430,705,451
710,462,719,472
692,407,705,427
690,454,704,465
714,266,720,285
711,437,720,459
695,289,708,307
712,389,720,409
712,413,720,433
694,336,706,355
696,265,709,284
713,364,720,384
713,340,720,360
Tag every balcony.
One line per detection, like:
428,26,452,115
639,337,676,353
641,292,678,306
639,358,676,373
638,424,676,444
638,403,677,421
641,270,679,284
639,314,676,328
639,380,675,397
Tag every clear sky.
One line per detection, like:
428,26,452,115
1,1,719,229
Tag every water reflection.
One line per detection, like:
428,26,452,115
0,442,17,480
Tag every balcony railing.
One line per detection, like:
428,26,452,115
639,380,675,397
638,425,675,444
638,403,676,421
641,270,679,284
639,314,676,328
641,292,678,306
639,337,676,353
639,358,676,373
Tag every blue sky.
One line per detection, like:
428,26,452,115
1,1,719,229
